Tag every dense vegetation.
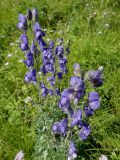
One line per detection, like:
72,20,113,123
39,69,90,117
0,0,120,159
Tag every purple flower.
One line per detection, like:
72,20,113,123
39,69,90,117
59,57,67,73
88,92,100,110
40,82,54,96
71,109,82,128
23,51,34,67
73,63,81,77
73,89,85,104
34,22,45,40
52,118,68,136
61,88,74,100
40,82,49,97
70,76,84,92
24,69,36,83
58,96,70,113
30,41,38,54
87,69,103,87
68,141,77,160
27,9,32,20
32,9,38,21
55,45,64,58
66,47,70,54
45,63,54,73
84,106,94,117
59,118,68,136
57,72,63,80
48,89,54,95
38,38,47,52
55,88,61,96
17,14,27,31
40,65,47,75
20,34,28,51
47,75,55,86
52,122,59,133
79,123,91,141
49,41,54,49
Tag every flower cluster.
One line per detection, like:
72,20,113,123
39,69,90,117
17,9,103,160
52,63,103,159
17,9,69,95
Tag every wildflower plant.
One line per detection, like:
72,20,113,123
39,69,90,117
17,9,103,159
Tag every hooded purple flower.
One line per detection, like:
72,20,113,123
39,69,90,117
49,41,54,49
20,34,28,51
40,82,53,97
40,82,49,97
45,63,54,73
73,89,85,104
87,69,103,87
57,72,63,80
79,122,91,141
38,38,47,52
70,76,84,92
68,141,77,160
55,45,64,58
71,109,82,128
61,88,74,100
59,57,67,73
52,118,68,136
30,40,38,54
58,96,70,113
24,69,36,83
17,14,27,30
59,118,68,136
23,51,34,67
27,9,32,20
55,88,61,96
52,122,59,133
73,63,81,77
84,106,94,117
47,75,55,86
32,9,38,21
88,92,100,110
34,22,45,40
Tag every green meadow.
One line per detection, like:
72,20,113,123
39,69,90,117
0,0,120,159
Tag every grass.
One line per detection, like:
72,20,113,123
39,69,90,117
0,0,120,159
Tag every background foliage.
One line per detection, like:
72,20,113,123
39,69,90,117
0,0,120,159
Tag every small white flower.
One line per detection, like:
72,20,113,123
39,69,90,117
99,66,103,71
7,53,12,58
9,43,14,46
1,35,5,38
4,62,9,66
49,30,54,33
47,38,51,42
16,40,19,42
68,153,77,160
103,12,108,16
48,16,52,20
105,24,109,28
43,28,47,31
98,31,102,35
86,3,89,7
19,60,23,63
24,97,32,103
14,150,24,160
99,155,108,160
93,12,97,17
38,71,42,76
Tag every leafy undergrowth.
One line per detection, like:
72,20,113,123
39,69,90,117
0,0,120,159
